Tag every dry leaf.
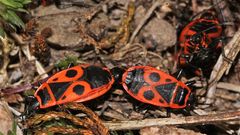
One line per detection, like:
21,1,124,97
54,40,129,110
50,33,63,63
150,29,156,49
0,101,23,135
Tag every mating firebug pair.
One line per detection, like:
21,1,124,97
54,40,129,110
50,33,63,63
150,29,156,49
178,10,223,76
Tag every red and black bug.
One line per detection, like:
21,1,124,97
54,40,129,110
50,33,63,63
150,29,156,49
178,10,223,76
122,66,193,109
32,64,114,109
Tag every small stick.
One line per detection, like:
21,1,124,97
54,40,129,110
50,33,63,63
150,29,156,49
206,0,237,104
10,33,26,45
21,45,48,79
217,82,240,93
0,36,10,87
206,28,240,104
103,111,240,131
35,126,92,135
194,81,240,93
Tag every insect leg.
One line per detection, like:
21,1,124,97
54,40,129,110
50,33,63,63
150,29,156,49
166,108,171,117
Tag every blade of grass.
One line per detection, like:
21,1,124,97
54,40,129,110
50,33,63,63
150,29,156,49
0,0,23,8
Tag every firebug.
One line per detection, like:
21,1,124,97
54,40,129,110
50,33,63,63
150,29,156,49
32,64,114,109
121,66,193,109
178,10,223,76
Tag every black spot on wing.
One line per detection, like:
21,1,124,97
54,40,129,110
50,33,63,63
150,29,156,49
174,86,189,106
52,78,58,81
159,99,165,103
37,88,51,105
48,82,71,101
78,66,112,89
73,85,85,95
149,72,160,82
66,69,78,78
165,79,172,82
61,95,66,100
143,90,154,100
155,83,176,103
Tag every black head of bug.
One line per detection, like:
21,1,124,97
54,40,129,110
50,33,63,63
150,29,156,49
185,80,196,109
110,67,125,85
177,92,196,116
22,96,39,119
189,33,205,45
186,92,196,110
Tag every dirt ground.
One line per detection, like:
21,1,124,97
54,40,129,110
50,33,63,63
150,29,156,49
0,0,240,134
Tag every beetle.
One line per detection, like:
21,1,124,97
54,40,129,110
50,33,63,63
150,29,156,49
30,64,114,109
178,10,223,76
121,66,194,109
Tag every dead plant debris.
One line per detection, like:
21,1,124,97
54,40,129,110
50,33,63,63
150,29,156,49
0,0,240,134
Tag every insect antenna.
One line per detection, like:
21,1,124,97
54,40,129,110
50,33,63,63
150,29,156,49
185,80,196,87
172,69,184,80
166,108,171,117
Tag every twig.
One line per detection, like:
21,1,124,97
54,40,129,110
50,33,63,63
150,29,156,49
103,111,240,131
194,81,240,93
27,111,87,127
0,36,11,87
206,0,237,104
9,29,49,79
27,103,109,135
206,28,240,103
64,103,109,135
8,105,21,116
21,45,48,79
10,33,26,45
217,82,240,93
35,126,93,135
128,0,169,44
215,92,238,101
